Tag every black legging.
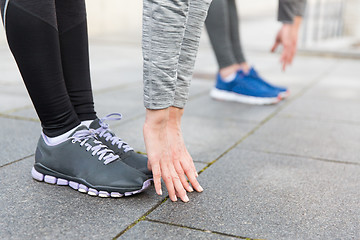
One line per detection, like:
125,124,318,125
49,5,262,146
1,0,97,137
205,0,246,69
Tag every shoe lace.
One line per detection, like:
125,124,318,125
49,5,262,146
236,70,266,90
71,129,119,165
95,113,134,153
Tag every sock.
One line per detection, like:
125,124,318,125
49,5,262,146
81,120,93,128
43,124,81,146
221,72,237,82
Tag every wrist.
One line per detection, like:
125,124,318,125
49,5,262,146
144,108,169,129
293,16,302,30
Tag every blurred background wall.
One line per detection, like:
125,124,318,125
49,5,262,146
0,0,359,51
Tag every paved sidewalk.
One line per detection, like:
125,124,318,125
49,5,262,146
1,34,360,240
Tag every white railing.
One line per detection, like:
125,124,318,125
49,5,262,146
301,0,346,46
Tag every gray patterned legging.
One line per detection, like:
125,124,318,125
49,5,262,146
142,0,212,110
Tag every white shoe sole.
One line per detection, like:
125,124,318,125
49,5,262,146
31,167,152,198
279,90,290,99
210,88,281,105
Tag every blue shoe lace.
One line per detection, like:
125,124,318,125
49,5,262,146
245,67,287,92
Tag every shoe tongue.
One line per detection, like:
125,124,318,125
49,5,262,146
69,125,90,138
89,118,101,129
89,118,117,137
249,67,258,77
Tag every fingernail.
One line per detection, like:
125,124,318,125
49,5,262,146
184,195,189,202
195,172,199,177
158,189,163,195
198,185,204,192
189,186,194,192
174,196,178,202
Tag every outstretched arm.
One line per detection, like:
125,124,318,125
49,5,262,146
142,0,210,202
271,0,306,71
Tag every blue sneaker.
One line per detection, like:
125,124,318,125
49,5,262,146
247,67,290,99
210,71,281,105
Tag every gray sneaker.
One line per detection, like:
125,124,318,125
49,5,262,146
32,125,151,198
89,113,153,179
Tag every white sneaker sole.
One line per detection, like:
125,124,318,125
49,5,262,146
210,88,281,105
31,167,152,198
279,90,290,99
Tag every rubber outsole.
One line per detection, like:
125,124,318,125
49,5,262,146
31,167,152,198
279,90,290,99
210,88,281,105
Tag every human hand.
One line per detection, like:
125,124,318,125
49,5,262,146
271,17,302,71
143,108,201,202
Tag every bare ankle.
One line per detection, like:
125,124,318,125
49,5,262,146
237,62,250,73
219,64,240,79
168,106,184,127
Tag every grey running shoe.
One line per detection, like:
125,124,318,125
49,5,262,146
32,125,151,198
89,113,153,179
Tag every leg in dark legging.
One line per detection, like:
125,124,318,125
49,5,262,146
55,0,97,122
227,0,246,64
205,0,236,69
1,0,80,137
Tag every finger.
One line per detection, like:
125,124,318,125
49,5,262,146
181,153,203,192
171,149,193,192
283,52,290,71
162,171,178,202
175,165,194,192
168,158,188,202
171,171,189,202
280,51,287,71
289,46,297,64
285,47,294,69
281,45,292,71
281,55,287,71
186,151,198,177
151,162,162,196
186,170,203,193
271,41,279,52
182,164,203,193
183,149,198,178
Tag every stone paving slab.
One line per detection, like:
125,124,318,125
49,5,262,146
195,42,338,85
147,149,360,240
1,84,145,121
1,107,38,121
185,95,281,124
120,220,237,240
93,85,145,120
1,117,40,166
278,60,360,124
0,95,32,113
1,77,212,123
182,115,256,164
0,46,18,76
0,157,163,240
0,72,22,87
279,92,360,124
88,43,143,90
240,116,360,164
187,79,214,99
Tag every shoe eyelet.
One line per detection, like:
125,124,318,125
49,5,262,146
71,140,76,144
